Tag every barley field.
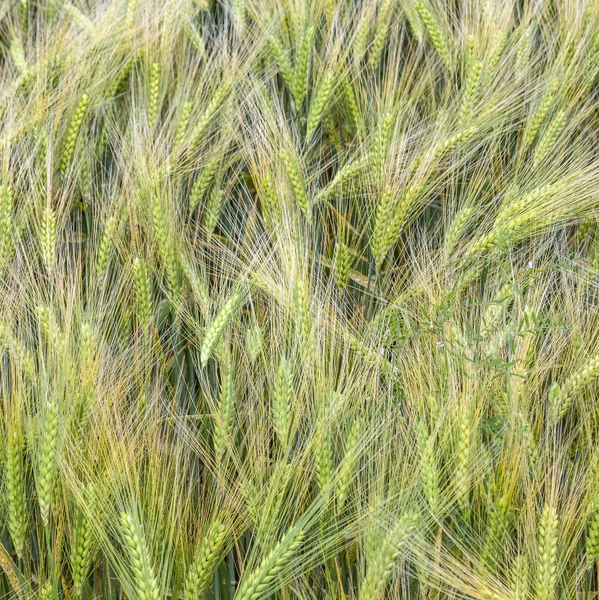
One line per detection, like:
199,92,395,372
1,0,599,598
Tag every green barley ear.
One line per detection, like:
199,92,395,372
245,322,262,363
213,365,234,460
336,418,361,512
522,79,558,150
233,526,305,600
459,58,482,126
119,511,160,600
61,93,89,174
37,397,59,525
359,513,417,600
273,356,292,451
201,290,246,367
96,214,118,277
148,62,160,124
549,353,599,422
292,278,311,352
71,489,96,598
333,241,351,290
306,70,335,141
315,420,332,495
536,503,559,600
126,0,137,21
132,257,153,332
417,422,439,514
10,35,28,77
204,184,226,238
454,405,472,509
444,206,475,256
281,149,310,222
0,183,14,269
315,153,370,203
192,82,231,147
510,554,529,599
587,495,599,569
293,26,314,107
482,491,510,566
533,109,567,166
40,204,57,272
371,186,395,269
368,0,393,68
189,155,221,214
174,101,193,149
342,77,365,137
268,36,295,92
256,172,278,231
151,199,180,299
184,520,228,600
415,2,451,68
5,424,28,559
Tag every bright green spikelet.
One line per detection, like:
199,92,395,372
315,153,371,203
533,109,567,166
586,495,599,569
126,0,137,21
174,101,193,148
184,520,228,600
96,214,117,277
257,172,278,230
336,418,361,511
40,204,56,271
368,0,393,67
482,493,510,565
417,423,439,514
133,257,153,332
119,511,160,600
522,80,558,150
151,199,180,299
148,62,160,124
342,77,364,137
204,185,226,237
292,26,314,107
61,93,89,174
37,398,59,525
333,241,351,290
371,185,396,268
292,278,311,350
359,513,416,600
444,206,475,256
549,353,599,421
213,366,234,459
415,2,450,68
459,59,483,125
201,290,246,367
273,356,292,451
245,322,262,363
315,423,332,494
233,526,305,600
536,503,559,600
0,184,14,269
189,155,220,214
5,426,28,559
268,36,295,92
454,406,471,509
511,554,530,599
72,496,95,597
192,83,231,146
281,149,310,222
306,70,335,141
